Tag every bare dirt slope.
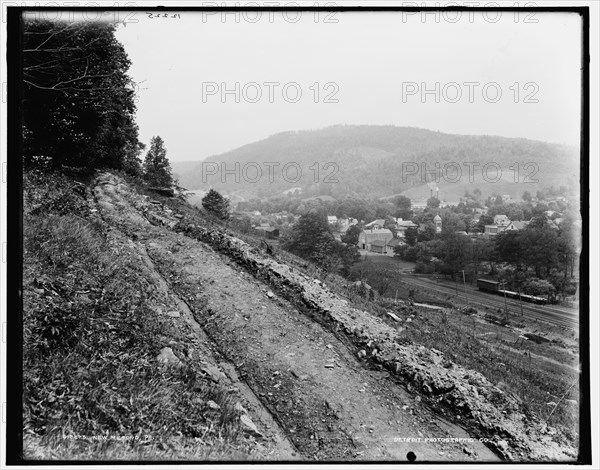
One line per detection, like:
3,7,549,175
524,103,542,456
91,172,575,462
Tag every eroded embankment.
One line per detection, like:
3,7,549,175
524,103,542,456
109,173,574,462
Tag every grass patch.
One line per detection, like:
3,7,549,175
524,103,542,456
23,173,258,460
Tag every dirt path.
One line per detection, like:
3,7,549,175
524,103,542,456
92,174,499,462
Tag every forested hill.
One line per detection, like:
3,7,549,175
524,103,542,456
173,125,579,201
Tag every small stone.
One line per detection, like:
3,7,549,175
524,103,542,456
240,414,262,437
201,364,222,383
234,402,248,414
156,347,182,367
463,446,473,456
497,440,509,451
166,311,180,318
324,363,335,369
266,291,274,299
206,400,220,410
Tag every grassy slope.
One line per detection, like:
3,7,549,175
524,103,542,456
22,171,258,460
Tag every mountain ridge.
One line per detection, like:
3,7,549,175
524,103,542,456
172,125,579,202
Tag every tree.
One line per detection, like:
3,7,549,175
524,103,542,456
281,211,335,264
341,224,361,245
324,242,361,277
522,278,555,298
404,227,418,246
394,195,411,212
427,197,440,209
522,191,532,202
22,20,142,171
476,214,494,233
143,136,173,187
202,189,231,220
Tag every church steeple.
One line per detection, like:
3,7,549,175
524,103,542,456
434,213,442,233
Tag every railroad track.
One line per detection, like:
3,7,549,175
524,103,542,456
402,276,579,328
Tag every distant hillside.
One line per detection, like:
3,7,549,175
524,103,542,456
173,125,579,202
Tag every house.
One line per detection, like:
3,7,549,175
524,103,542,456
263,227,280,239
339,217,358,234
411,198,428,211
501,194,511,203
485,224,503,235
486,217,529,235
364,219,386,230
505,220,529,231
494,214,510,226
395,219,418,238
370,239,387,254
254,225,279,239
327,215,338,225
386,237,404,256
358,229,393,251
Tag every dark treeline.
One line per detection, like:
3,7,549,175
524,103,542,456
22,19,173,186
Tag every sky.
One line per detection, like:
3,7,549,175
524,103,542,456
114,9,583,162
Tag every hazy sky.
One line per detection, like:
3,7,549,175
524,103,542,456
114,9,582,162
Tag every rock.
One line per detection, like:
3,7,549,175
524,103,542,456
206,400,220,410
266,291,274,299
324,363,335,369
234,402,248,414
497,440,509,451
166,311,180,318
156,347,182,367
422,383,433,394
201,364,223,383
240,414,262,437
357,350,367,359
463,446,474,456
386,311,402,322
565,399,578,406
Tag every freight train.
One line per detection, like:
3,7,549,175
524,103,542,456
476,279,547,305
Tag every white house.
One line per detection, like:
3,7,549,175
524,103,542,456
493,214,510,226
358,229,393,251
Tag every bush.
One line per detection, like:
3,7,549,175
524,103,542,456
414,261,434,274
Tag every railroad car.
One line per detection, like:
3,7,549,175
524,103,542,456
476,279,547,305
476,279,500,293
